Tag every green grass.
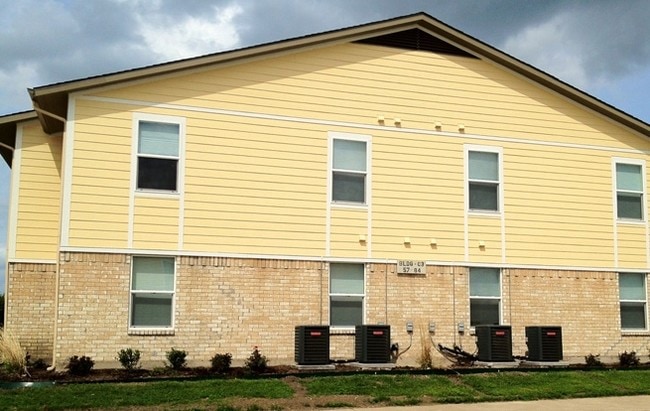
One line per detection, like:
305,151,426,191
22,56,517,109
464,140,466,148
0,379,293,411
3,369,650,410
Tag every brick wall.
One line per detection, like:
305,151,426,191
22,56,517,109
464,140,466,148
5,262,57,361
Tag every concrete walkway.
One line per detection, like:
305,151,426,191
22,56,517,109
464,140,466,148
341,395,650,411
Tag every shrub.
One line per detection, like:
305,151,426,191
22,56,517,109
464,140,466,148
245,346,268,374
166,347,187,370
619,351,640,367
28,358,48,370
584,353,604,367
0,329,26,374
417,327,433,369
210,352,232,373
116,348,141,371
66,355,95,376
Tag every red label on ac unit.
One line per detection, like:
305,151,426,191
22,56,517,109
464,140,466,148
310,332,321,336
546,332,556,336
495,331,506,336
372,331,384,336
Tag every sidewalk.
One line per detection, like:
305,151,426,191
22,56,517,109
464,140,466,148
343,395,650,411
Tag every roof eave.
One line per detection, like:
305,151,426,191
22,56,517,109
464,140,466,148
0,111,38,167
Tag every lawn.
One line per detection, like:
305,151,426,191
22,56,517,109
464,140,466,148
2,369,650,410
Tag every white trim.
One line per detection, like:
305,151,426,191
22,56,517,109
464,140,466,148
130,113,186,249
618,272,648,332
7,125,22,260
468,267,503,326
58,245,643,273
328,261,366,327
60,97,76,247
78,95,650,156
128,255,177,332
8,258,57,264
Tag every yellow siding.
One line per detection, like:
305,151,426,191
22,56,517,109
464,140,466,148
616,225,647,268
59,42,650,270
68,99,132,248
14,122,62,260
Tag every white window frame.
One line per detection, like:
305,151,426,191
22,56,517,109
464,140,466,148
619,272,648,331
465,145,503,214
129,256,176,331
329,262,366,330
328,132,371,207
132,113,186,195
613,158,646,222
469,267,502,327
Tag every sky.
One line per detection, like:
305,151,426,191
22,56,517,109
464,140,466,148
1,0,649,291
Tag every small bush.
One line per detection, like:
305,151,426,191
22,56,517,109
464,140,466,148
245,346,268,374
28,358,48,370
0,329,26,374
619,351,640,367
116,348,141,371
166,347,187,370
210,352,232,373
584,353,604,367
66,355,95,376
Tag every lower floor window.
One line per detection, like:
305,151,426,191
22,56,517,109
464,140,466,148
469,267,501,326
131,256,175,328
330,263,364,326
619,273,647,330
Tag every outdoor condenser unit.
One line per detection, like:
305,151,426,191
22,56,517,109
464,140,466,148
355,325,391,363
475,325,513,362
295,325,330,365
526,326,563,361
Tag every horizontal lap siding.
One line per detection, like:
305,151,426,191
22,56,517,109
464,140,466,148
329,208,367,258
69,100,132,248
183,114,327,255
14,122,62,260
616,225,647,268
133,196,179,249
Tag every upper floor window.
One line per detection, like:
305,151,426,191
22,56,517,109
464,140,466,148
137,121,180,191
331,134,369,204
619,273,647,330
330,263,365,327
130,256,176,329
467,148,501,212
469,267,501,326
615,162,644,220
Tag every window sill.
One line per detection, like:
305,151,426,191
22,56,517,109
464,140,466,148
128,328,175,336
135,190,180,198
616,219,645,225
329,327,356,335
621,330,650,336
331,202,368,210
468,210,501,217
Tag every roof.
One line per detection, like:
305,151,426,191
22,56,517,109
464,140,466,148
0,111,38,167
15,12,650,139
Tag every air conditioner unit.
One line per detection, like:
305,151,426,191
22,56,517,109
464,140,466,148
526,326,563,361
355,325,391,363
295,325,330,365
475,325,513,362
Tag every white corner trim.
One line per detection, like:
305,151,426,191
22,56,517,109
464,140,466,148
7,124,23,260
60,97,76,247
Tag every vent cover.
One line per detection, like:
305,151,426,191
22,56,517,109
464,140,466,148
475,325,513,362
355,325,391,363
295,325,330,365
526,326,563,361
356,28,476,58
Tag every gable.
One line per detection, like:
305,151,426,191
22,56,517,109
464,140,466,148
356,28,476,58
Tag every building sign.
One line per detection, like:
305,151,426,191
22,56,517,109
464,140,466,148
397,260,426,274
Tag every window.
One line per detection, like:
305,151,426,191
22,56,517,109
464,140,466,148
469,267,501,326
616,162,644,220
137,121,180,191
468,150,500,211
329,263,364,326
332,138,367,204
619,273,647,330
130,257,175,328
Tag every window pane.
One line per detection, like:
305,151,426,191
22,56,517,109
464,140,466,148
470,268,500,297
470,299,500,326
332,172,365,203
330,297,363,326
133,257,175,291
616,163,642,191
469,151,498,181
333,139,366,171
619,273,646,300
131,294,173,327
330,263,364,294
138,121,179,157
617,193,643,219
137,157,178,190
621,302,646,329
469,182,498,211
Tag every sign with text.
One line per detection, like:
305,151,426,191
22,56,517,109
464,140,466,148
397,260,426,274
